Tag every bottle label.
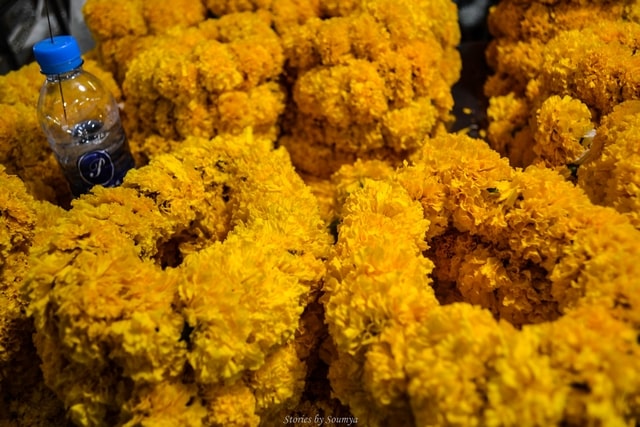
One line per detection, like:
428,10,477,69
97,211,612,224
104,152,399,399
77,150,115,185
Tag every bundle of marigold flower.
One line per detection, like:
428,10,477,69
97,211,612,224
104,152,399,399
486,4,640,166
279,0,461,178
202,0,320,33
83,0,461,177
484,1,640,229
485,0,637,99
120,13,286,147
82,0,321,84
577,100,640,228
0,166,69,426
323,132,640,426
82,0,207,83
23,131,332,426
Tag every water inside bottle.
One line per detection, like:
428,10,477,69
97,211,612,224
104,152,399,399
55,119,135,196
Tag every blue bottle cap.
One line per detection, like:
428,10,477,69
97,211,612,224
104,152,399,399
33,35,83,75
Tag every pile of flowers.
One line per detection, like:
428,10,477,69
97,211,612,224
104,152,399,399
82,0,207,83
278,0,460,177
0,167,68,426
119,13,286,145
324,133,640,425
14,132,332,426
485,0,640,227
1,0,640,426
83,0,460,176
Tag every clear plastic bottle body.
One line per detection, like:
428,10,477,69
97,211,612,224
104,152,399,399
37,66,135,196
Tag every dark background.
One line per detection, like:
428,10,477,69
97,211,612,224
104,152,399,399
0,0,70,74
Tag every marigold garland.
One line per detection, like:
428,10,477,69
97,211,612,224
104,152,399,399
324,133,640,426
22,131,331,426
120,13,286,145
82,0,461,179
485,1,640,230
577,100,640,229
280,0,461,177
82,0,207,82
0,166,68,426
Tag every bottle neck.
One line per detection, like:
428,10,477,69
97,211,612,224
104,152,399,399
44,66,83,83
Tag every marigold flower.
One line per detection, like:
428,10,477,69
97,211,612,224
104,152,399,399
532,95,594,168
0,166,37,374
0,166,67,426
485,92,533,167
324,133,640,424
485,4,640,229
578,100,640,228
121,14,286,143
120,381,206,427
83,0,207,81
488,1,630,43
203,0,320,34
24,131,331,426
280,0,460,177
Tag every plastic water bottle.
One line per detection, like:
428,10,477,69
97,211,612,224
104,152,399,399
33,35,135,197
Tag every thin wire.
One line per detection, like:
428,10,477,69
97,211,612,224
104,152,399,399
44,0,68,122
45,0,54,42
58,77,68,123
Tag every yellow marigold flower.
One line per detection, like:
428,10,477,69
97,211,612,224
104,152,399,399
486,92,533,166
325,132,640,424
0,167,36,372
533,95,594,168
578,100,640,228
486,306,640,426
83,0,147,40
25,131,331,426
201,381,260,427
363,0,459,54
280,0,460,177
0,102,69,203
122,13,285,142
485,4,640,184
83,0,205,40
401,133,516,236
294,60,388,128
0,61,43,106
141,0,206,35
0,167,67,425
120,382,206,427
488,0,630,44
485,38,546,97
203,0,320,35
405,304,516,427
323,177,439,423
179,235,308,381
329,159,395,218
536,23,640,117
128,134,182,166
83,0,205,83
249,343,307,420
301,174,339,225
92,35,155,84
